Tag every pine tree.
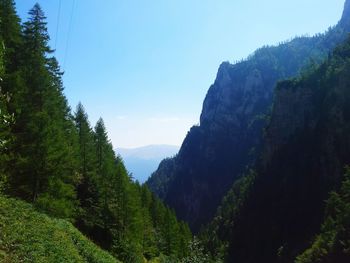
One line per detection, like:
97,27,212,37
9,3,51,202
122,180,143,260
38,55,80,219
8,4,79,219
74,103,100,231
163,208,180,256
93,118,116,248
108,155,142,262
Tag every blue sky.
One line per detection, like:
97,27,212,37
15,0,344,148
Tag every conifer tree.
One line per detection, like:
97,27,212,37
140,185,159,259
122,179,144,260
74,103,99,230
163,208,180,256
93,118,117,247
38,56,79,219
8,4,79,219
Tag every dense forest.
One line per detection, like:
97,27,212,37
0,1,193,262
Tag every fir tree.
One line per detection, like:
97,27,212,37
140,185,159,259
74,103,100,231
93,118,117,248
9,4,79,219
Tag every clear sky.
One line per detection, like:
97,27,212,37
15,0,345,148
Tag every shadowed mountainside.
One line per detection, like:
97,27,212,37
147,1,350,232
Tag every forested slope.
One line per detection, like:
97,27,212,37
202,27,350,263
0,1,192,262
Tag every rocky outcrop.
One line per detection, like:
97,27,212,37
201,62,268,132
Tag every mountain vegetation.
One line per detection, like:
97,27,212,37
296,167,350,263
0,196,120,263
0,1,192,262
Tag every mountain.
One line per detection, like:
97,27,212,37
203,28,350,263
147,0,350,232
116,145,179,183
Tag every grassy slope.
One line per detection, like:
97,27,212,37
0,196,120,263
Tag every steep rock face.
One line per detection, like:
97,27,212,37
340,0,350,27
147,1,350,232
226,36,350,263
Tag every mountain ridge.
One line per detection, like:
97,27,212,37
117,144,179,160
147,0,350,232
116,145,179,183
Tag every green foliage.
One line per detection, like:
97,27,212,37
181,237,213,263
0,195,119,263
0,13,15,194
296,167,350,263
72,114,192,262
74,103,100,230
0,0,22,74
0,38,9,193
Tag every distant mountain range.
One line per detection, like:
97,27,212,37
116,145,179,183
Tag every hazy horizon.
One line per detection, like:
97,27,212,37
117,144,180,150
116,144,180,182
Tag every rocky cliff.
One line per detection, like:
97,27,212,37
147,0,350,232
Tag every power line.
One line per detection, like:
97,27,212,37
64,0,77,69
54,0,62,51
